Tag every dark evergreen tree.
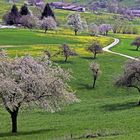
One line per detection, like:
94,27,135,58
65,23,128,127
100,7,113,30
41,3,55,19
7,4,20,25
20,4,30,16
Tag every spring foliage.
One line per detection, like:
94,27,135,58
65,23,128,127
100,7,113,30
0,56,78,132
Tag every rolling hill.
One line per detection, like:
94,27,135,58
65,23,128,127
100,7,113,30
0,0,140,8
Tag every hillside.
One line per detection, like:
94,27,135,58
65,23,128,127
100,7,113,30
0,0,140,8
0,0,140,140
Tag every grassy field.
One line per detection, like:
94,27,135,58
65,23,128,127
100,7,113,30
0,28,140,140
111,34,140,58
0,1,140,140
0,28,112,57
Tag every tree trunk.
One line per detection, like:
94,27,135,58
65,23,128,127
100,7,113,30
93,76,97,88
64,56,68,62
94,52,97,59
10,108,19,133
106,31,108,36
74,30,78,35
136,46,139,51
45,28,48,34
113,30,116,34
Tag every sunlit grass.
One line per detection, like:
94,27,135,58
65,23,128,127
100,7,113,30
110,33,140,57
0,28,113,57
0,2,140,139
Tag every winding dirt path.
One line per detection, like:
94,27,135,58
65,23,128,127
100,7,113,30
103,38,139,60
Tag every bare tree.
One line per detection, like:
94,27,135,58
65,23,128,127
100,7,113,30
131,37,140,51
0,56,78,133
90,62,100,88
60,44,77,62
116,59,140,104
40,16,57,33
87,42,102,59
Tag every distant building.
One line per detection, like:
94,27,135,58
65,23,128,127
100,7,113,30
126,10,140,17
49,2,86,12
27,0,45,7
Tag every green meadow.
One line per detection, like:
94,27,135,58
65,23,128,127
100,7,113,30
0,1,140,140
0,27,140,140
111,34,140,58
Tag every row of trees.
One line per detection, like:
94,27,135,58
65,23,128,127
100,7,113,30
89,23,111,36
3,4,138,36
67,14,137,36
88,20,138,36
44,36,139,64
43,42,102,63
112,19,138,34
3,3,56,33
55,36,140,62
2,4,112,36
3,4,30,25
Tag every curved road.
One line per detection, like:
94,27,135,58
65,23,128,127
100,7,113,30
103,38,139,60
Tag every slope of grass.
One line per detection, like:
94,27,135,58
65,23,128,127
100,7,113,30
111,34,140,58
0,28,113,57
1,1,140,26
0,1,11,20
0,29,140,140
1,53,140,140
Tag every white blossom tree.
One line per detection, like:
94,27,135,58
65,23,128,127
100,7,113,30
0,56,78,133
89,23,99,36
67,13,84,35
40,16,57,33
99,24,111,36
90,62,100,88
20,15,37,29
116,58,140,104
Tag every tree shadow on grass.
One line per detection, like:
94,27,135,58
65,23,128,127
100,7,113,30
128,48,139,51
102,101,138,112
78,83,94,90
80,56,94,60
0,128,55,138
32,30,56,34
54,60,74,64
